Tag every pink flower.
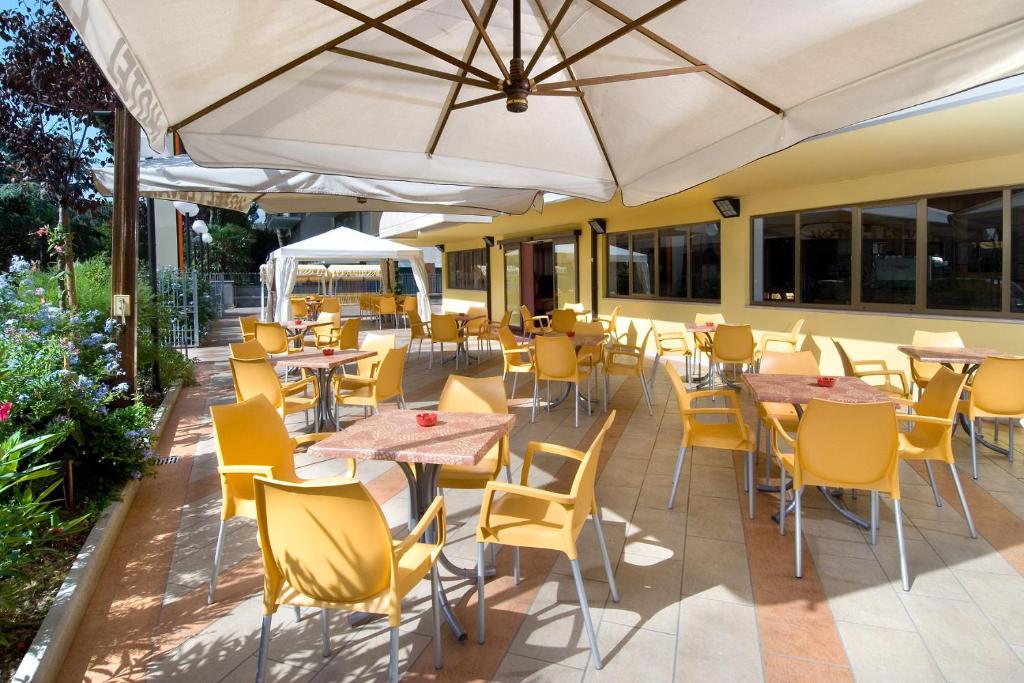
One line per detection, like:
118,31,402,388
54,244,64,255
0,402,12,422
35,225,49,237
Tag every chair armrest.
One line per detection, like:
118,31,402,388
293,432,334,447
522,441,586,483
395,495,446,557
219,464,276,477
606,346,641,364
502,347,529,356
681,407,743,416
685,389,740,407
852,358,890,371
853,369,909,393
529,314,550,323
898,414,953,427
768,417,797,451
890,396,916,406
479,481,573,531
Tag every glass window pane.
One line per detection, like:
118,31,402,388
631,233,656,296
554,241,577,307
607,233,630,296
690,223,721,300
861,204,917,305
658,228,688,298
926,191,1002,311
800,208,852,305
1011,189,1024,313
753,214,795,302
505,246,521,325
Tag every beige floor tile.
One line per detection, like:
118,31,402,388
594,484,641,525
918,527,1017,576
871,536,971,600
681,536,753,606
683,494,744,543
601,553,683,634
584,622,676,680
599,456,648,489
954,569,1024,646
493,653,586,682
637,474,682,512
308,628,430,682
221,654,319,682
623,517,686,561
675,596,762,681
836,621,943,683
551,522,626,583
818,576,916,631
688,464,739,500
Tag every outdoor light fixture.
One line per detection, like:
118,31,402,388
201,232,213,244
588,218,606,234
435,244,445,253
173,201,199,217
713,197,741,218
191,219,209,234
483,236,495,247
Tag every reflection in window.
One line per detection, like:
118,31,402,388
753,214,795,302
926,191,1002,311
862,204,916,305
446,248,487,291
607,233,630,296
800,209,851,305
505,246,521,325
691,223,721,300
658,228,688,299
630,233,656,296
1012,189,1024,313
554,241,578,308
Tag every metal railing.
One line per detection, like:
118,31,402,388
157,268,200,348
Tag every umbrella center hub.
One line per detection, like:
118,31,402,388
504,57,530,113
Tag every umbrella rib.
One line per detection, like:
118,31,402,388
533,0,688,83
584,0,783,115
329,48,499,90
450,92,507,111
316,0,499,85
171,0,429,131
535,65,707,90
531,0,619,188
524,0,573,77
459,0,510,81
426,0,500,155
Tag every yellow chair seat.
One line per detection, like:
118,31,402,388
897,432,935,461
758,401,800,424
283,395,317,414
336,374,375,390
484,492,570,549
687,421,753,451
872,381,911,397
438,446,501,488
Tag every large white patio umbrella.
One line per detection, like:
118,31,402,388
92,155,544,215
62,1,1024,205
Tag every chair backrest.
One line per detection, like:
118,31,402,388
797,400,899,491
465,306,488,334
550,309,577,333
254,477,394,605
787,318,805,338
830,338,857,376
574,321,605,336
665,362,697,431
519,305,535,329
373,346,408,400
289,298,308,318
319,296,340,314
229,338,269,360
439,375,508,414
695,312,725,326
431,313,459,342
712,324,754,363
316,311,341,329
607,305,620,328
255,322,290,355
649,319,684,353
564,302,585,313
229,357,284,409
211,395,298,490
407,309,429,340
498,325,522,351
336,317,361,349
238,315,258,340
357,333,396,377
534,334,578,380
911,366,967,447
378,296,397,314
910,329,965,382
402,295,418,313
497,309,512,328
971,356,1024,416
759,350,819,375
569,411,616,531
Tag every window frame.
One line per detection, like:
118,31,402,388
750,187,1021,320
445,247,488,291
604,222,722,303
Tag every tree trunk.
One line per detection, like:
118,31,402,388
58,202,78,310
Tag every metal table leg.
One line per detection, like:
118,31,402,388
771,486,869,529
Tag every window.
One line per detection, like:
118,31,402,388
861,204,916,305
1012,189,1024,313
800,208,851,305
927,191,1002,312
753,214,795,302
446,248,487,290
606,223,721,300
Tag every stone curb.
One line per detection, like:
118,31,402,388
12,381,184,683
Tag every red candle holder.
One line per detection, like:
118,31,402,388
416,412,438,427
816,376,837,388
322,348,335,356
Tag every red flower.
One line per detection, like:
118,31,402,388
0,402,11,422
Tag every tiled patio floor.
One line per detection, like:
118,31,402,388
57,311,1024,682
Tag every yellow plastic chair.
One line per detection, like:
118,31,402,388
693,312,725,377
475,412,620,669
334,317,361,351
603,322,653,416
238,315,258,343
476,309,511,355
499,326,534,398
253,476,444,683
909,330,964,395
770,399,909,590
832,338,910,398
400,295,418,327
549,309,577,334
575,321,607,402
255,321,302,355
959,356,1024,478
207,396,351,604
318,295,340,314
428,313,468,370
519,305,550,337
596,304,620,341
709,324,756,390
229,356,318,427
464,305,489,352
289,297,309,319
532,334,592,428
649,319,691,386
305,312,341,349
377,296,398,329
756,319,805,361
665,363,756,518
894,367,976,537
755,351,819,485
229,339,316,401
407,308,432,359
437,375,512,488
334,346,408,423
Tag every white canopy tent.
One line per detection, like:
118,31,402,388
92,155,544,216
269,227,432,323
62,1,1024,205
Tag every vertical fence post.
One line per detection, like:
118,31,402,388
110,105,140,392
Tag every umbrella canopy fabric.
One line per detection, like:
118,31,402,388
268,227,431,322
92,155,543,216
62,1,1024,205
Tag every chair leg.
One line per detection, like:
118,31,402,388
255,614,273,683
574,382,580,428
649,353,661,386
924,460,942,507
389,626,400,683
603,373,609,413
949,463,978,539
429,342,434,369
431,566,442,670
795,487,804,578
546,382,551,413
476,542,487,644
1010,423,1015,464
592,512,620,603
755,419,762,465
321,608,330,657
763,422,773,484
970,419,979,479
531,379,539,423
513,547,521,585
746,451,755,519
511,372,518,399
685,355,691,383
294,605,302,622
207,520,226,604
668,446,689,509
778,466,787,535
640,375,653,416
893,499,910,591
570,558,604,670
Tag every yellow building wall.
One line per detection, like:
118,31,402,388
441,151,1024,376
